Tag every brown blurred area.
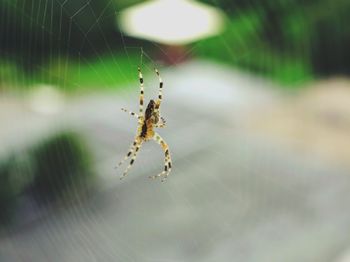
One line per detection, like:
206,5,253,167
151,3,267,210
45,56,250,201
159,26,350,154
248,78,350,168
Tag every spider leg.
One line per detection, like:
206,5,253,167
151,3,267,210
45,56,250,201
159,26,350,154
154,68,163,110
120,141,143,180
138,67,144,114
115,138,138,169
149,133,172,182
121,108,140,119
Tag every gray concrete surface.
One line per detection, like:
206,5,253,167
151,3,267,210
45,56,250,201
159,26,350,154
1,61,350,262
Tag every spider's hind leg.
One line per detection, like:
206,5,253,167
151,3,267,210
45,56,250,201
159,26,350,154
150,133,172,182
115,138,138,169
120,141,143,180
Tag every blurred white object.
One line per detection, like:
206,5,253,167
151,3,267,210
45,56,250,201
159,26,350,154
118,0,225,45
29,85,65,115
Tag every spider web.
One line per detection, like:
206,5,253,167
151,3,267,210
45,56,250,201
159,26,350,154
0,2,217,261
0,0,223,182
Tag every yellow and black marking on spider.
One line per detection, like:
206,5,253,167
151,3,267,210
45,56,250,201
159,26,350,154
116,67,172,182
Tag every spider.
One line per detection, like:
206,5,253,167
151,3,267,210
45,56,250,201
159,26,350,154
116,67,172,182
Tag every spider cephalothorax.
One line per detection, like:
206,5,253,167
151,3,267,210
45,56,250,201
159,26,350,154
117,67,172,182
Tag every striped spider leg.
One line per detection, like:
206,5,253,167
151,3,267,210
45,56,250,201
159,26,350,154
138,66,145,114
115,138,137,168
121,108,139,119
149,133,172,182
120,139,143,180
116,66,172,181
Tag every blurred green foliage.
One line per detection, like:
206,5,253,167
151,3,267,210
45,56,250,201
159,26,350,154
0,0,138,91
0,0,349,89
196,0,350,85
0,131,95,226
195,12,313,86
39,53,140,90
0,60,24,90
32,132,95,201
0,154,33,224
0,159,18,224
0,0,116,58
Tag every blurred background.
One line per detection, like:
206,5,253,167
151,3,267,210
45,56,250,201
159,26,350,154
1,0,350,261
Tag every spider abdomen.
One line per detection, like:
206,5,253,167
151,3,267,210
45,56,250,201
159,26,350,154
140,121,148,138
139,120,154,140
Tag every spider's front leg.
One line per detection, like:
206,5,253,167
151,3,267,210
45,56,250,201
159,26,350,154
138,67,144,114
150,133,172,182
154,68,163,110
121,108,140,119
